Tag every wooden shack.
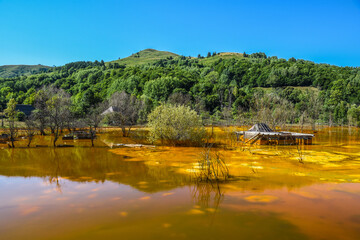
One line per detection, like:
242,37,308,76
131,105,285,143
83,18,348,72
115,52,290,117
235,123,314,145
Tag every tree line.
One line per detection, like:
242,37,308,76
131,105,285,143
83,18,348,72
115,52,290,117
0,52,359,130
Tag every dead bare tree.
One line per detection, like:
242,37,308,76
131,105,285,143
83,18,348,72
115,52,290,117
46,89,71,147
108,91,143,137
299,111,307,132
85,102,106,146
306,91,322,131
25,116,37,147
252,92,295,130
167,92,191,106
33,89,51,135
4,98,18,148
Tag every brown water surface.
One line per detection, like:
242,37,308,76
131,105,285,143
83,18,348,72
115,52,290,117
1,127,360,239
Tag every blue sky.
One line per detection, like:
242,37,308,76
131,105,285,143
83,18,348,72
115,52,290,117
0,0,359,67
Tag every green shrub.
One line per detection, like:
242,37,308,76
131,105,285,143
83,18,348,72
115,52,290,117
147,104,206,146
16,111,26,121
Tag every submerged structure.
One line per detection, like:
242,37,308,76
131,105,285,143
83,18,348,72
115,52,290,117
63,131,96,140
235,123,314,145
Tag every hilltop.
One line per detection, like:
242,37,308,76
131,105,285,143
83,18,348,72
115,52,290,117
198,52,244,64
109,49,179,66
0,64,51,78
0,49,246,78
109,49,246,66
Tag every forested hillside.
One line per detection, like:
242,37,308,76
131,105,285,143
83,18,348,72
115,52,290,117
1,49,359,126
0,64,51,78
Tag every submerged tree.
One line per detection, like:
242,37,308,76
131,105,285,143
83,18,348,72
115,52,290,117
147,104,206,146
252,92,295,130
306,91,323,131
46,89,71,147
4,98,18,148
24,117,37,147
108,91,143,137
33,89,51,135
85,102,106,146
347,104,360,127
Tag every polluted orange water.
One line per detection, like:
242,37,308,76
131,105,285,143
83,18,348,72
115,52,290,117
1,127,360,240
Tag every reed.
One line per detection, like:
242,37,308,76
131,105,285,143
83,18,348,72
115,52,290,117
195,145,229,182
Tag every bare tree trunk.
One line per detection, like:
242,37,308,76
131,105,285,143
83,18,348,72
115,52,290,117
39,123,46,135
10,135,15,148
89,126,94,147
122,126,126,137
53,128,59,147
127,126,132,137
311,121,316,131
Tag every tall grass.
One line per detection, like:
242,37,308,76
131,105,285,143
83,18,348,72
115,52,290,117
195,145,229,182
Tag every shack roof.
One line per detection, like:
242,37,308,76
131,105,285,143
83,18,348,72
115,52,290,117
248,123,273,132
234,122,314,140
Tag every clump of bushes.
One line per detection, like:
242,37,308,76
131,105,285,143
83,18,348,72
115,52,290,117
147,104,206,146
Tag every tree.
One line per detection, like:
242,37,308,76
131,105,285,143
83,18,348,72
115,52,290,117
46,89,71,147
33,89,51,135
144,76,181,101
252,92,295,130
147,104,206,146
24,117,37,147
108,91,143,137
4,98,18,148
207,52,211,58
305,91,323,131
347,105,360,127
167,92,191,106
85,102,106,146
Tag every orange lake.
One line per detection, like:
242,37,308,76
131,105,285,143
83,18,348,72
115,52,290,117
0,126,360,240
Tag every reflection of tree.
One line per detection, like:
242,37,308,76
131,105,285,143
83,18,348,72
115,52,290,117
47,148,62,193
190,183,224,224
0,146,191,193
7,148,15,163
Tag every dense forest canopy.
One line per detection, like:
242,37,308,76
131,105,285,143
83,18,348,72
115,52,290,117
1,49,359,126
0,64,50,78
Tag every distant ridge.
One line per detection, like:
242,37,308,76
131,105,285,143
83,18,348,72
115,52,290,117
0,64,51,78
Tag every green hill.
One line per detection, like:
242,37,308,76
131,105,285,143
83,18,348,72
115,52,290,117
109,49,247,66
109,49,179,66
0,64,51,78
199,52,244,65
1,48,359,125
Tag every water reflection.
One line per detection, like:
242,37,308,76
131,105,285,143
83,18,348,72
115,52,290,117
0,146,191,193
0,128,360,239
